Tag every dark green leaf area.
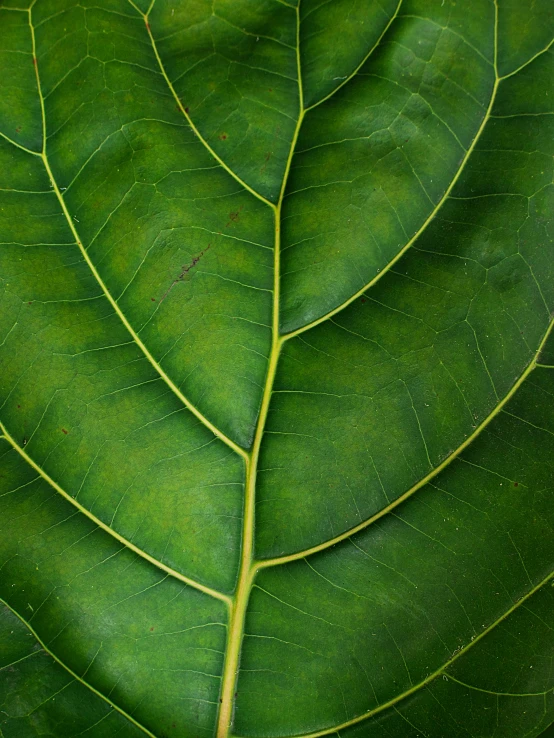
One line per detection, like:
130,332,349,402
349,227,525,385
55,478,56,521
238,367,554,735
338,583,554,738
0,605,144,738
0,439,228,738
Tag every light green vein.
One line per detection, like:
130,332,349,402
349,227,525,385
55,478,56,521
304,0,403,112
283,3,500,341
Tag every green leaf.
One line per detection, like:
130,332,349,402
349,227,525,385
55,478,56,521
0,1,552,738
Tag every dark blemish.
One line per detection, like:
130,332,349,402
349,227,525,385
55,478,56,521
514,482,519,487
361,298,366,304
145,20,150,30
219,133,228,140
268,87,273,92
219,699,223,703
61,428,68,435
17,405,21,409
159,245,211,304
32,57,37,67
184,107,189,113
261,151,272,174
234,692,238,697
151,297,156,301
226,205,243,228
28,301,33,305
15,126,22,134
150,627,154,631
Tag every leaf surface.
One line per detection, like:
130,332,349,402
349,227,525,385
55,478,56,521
0,1,553,737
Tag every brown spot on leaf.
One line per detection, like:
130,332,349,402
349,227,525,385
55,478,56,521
61,428,68,435
159,245,211,304
219,133,228,140
226,206,243,228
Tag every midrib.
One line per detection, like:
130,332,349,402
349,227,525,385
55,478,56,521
214,3,306,734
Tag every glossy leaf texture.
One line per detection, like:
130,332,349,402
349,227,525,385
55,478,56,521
0,1,553,737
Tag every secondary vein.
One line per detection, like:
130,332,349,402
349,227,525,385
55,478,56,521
282,17,501,342
134,0,275,210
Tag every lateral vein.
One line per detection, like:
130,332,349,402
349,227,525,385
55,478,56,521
231,571,554,738
283,31,501,341
132,2,275,209
27,9,246,461
258,316,554,568
305,0,403,112
0,420,232,606
0,597,159,738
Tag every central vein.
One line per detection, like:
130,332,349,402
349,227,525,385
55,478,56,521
215,5,305,736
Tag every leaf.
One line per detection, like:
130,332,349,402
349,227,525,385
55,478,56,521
0,1,553,737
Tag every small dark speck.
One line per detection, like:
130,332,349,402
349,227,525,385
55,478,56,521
514,482,519,487
219,698,223,703
28,301,33,305
234,692,238,697
150,627,154,631
184,107,189,113
361,298,366,304
151,297,156,301
61,428,68,435
17,405,21,409
219,133,228,140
